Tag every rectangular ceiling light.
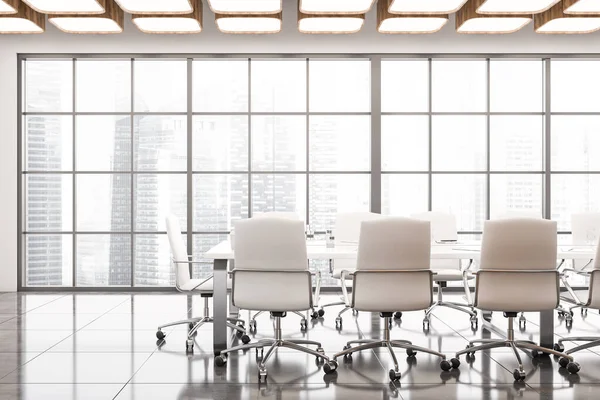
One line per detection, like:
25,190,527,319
24,0,105,14
49,0,123,33
215,13,282,33
0,0,18,14
389,0,468,14
564,0,600,14
377,0,447,33
535,1,600,32
456,0,531,33
115,0,192,14
300,0,375,14
132,0,201,33
208,0,281,14
0,1,44,32
477,0,560,14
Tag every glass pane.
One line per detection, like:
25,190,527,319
552,175,600,231
25,116,72,171
382,174,429,216
134,174,187,232
309,60,370,112
309,174,370,231
26,60,73,112
432,60,486,112
26,175,72,232
135,234,185,287
25,234,72,286
134,60,186,112
552,116,600,172
490,174,543,219
77,234,131,286
551,60,600,112
490,60,543,112
252,175,306,220
490,116,543,171
193,234,228,279
252,116,306,171
432,174,486,231
193,174,248,231
309,116,370,171
193,59,248,112
382,116,428,171
77,174,131,232
193,115,248,172
76,116,131,171
76,60,130,112
432,116,486,171
134,116,187,172
251,60,306,112
382,60,428,112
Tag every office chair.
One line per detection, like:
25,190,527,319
318,211,384,329
156,215,247,353
554,237,600,367
450,218,579,380
556,212,600,327
247,211,309,332
411,211,477,330
214,217,337,381
331,217,451,382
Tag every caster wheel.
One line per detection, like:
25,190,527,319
422,318,430,331
519,320,526,330
311,311,319,319
323,360,338,374
394,312,403,320
406,349,417,357
554,343,565,352
214,354,227,367
249,320,257,332
342,345,352,358
388,369,401,381
558,311,565,318
188,322,195,330
559,357,570,368
255,348,264,357
565,319,573,329
156,330,165,340
567,361,581,374
241,334,251,345
258,369,267,382
335,317,342,330
470,317,478,330
318,309,325,317
185,339,194,353
569,310,574,316
450,358,461,369
301,323,307,331
316,347,325,355
513,369,526,381
352,309,359,316
440,359,451,372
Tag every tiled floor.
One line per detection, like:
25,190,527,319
0,291,599,399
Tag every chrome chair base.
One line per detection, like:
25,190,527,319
555,336,600,357
424,282,477,330
248,310,308,332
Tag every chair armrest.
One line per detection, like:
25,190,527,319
460,259,474,273
189,276,213,291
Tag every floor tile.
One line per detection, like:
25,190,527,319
0,313,102,331
0,353,41,380
0,384,123,400
0,330,74,352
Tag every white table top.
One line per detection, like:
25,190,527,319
203,240,597,261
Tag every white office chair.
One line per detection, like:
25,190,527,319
556,212,600,327
214,217,337,381
450,218,579,381
411,211,477,330
246,211,309,332
554,237,600,369
317,211,384,329
331,217,451,382
156,215,247,353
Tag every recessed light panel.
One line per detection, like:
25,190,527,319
298,14,365,33
0,0,18,14
115,0,192,14
536,1,600,32
132,0,202,33
208,0,281,14
457,0,531,33
389,0,468,14
378,0,447,33
477,0,560,14
300,0,375,14
24,0,105,14
0,1,44,32
49,0,123,33
564,0,600,14
215,14,282,33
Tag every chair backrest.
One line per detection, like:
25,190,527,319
476,218,559,311
334,212,384,244
572,213,600,245
165,215,191,287
253,211,300,220
352,217,433,312
411,211,458,242
494,210,541,220
232,217,310,311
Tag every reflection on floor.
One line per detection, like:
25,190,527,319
0,292,599,399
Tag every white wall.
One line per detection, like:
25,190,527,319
2,1,600,291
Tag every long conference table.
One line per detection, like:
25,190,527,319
204,240,597,356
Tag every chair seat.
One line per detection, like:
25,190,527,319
433,269,474,282
180,278,233,292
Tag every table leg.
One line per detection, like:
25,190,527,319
228,260,239,318
540,309,554,348
213,258,229,356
